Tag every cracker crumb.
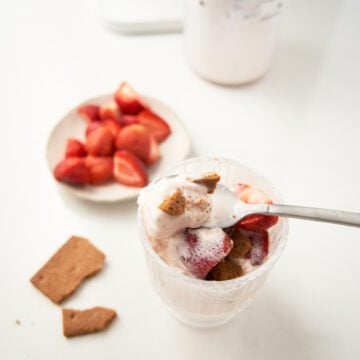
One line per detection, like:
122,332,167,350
159,189,186,215
193,172,221,194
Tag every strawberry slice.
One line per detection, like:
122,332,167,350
86,127,114,156
113,150,148,187
237,214,278,232
242,230,269,266
99,102,121,121
85,156,113,185
147,135,160,165
137,110,171,142
65,139,86,158
236,183,278,232
177,228,233,279
54,157,90,185
122,115,139,126
114,82,149,115
101,118,122,138
85,121,103,138
78,105,101,122
115,124,151,164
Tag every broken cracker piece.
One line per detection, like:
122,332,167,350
193,172,220,194
226,227,253,259
31,236,105,304
62,307,117,338
206,259,243,281
159,189,186,215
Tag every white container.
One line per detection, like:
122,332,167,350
184,0,284,85
138,157,289,328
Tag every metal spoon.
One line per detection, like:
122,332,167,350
203,184,360,228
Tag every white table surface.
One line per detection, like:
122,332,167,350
1,0,359,359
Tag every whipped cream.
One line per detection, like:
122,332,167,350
138,176,212,239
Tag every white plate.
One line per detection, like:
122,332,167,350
46,94,191,202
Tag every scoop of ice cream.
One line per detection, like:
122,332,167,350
138,176,212,239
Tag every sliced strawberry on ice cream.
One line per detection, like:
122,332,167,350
65,138,86,158
243,230,269,266
114,82,148,115
115,124,151,164
85,156,113,185
177,228,233,279
236,183,278,232
113,150,148,187
137,110,171,142
86,127,114,156
78,105,101,122
54,157,90,185
99,102,121,121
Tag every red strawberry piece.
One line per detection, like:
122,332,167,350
54,157,90,185
78,105,101,122
85,121,103,138
137,110,171,142
99,102,121,121
147,135,160,165
86,127,114,156
122,115,139,126
177,228,233,279
236,183,278,232
115,124,151,164
243,230,269,266
101,118,122,138
114,82,149,115
236,214,278,232
113,150,148,187
65,138,86,158
85,156,113,185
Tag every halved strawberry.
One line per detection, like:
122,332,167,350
177,228,233,279
236,214,278,232
65,138,86,158
86,127,114,156
101,118,122,138
114,82,149,115
78,105,100,122
113,150,148,187
122,115,139,126
137,110,171,142
85,156,113,185
85,121,103,138
242,230,269,266
147,135,160,165
54,157,90,185
236,183,278,232
99,102,122,122
115,124,151,164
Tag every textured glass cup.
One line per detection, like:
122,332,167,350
137,157,288,328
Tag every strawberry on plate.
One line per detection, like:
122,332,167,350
85,156,113,185
54,157,90,185
113,150,148,187
147,135,160,165
114,82,149,115
236,183,278,232
99,102,121,121
86,127,114,156
65,138,86,158
115,124,151,164
137,110,171,142
177,228,233,279
78,105,100,122
122,115,139,126
242,230,269,266
101,118,122,138
85,121,103,138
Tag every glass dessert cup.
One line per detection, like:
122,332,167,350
137,157,289,328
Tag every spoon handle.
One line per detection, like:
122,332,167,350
264,204,360,228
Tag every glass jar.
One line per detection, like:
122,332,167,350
184,0,284,85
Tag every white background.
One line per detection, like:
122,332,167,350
1,0,359,359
